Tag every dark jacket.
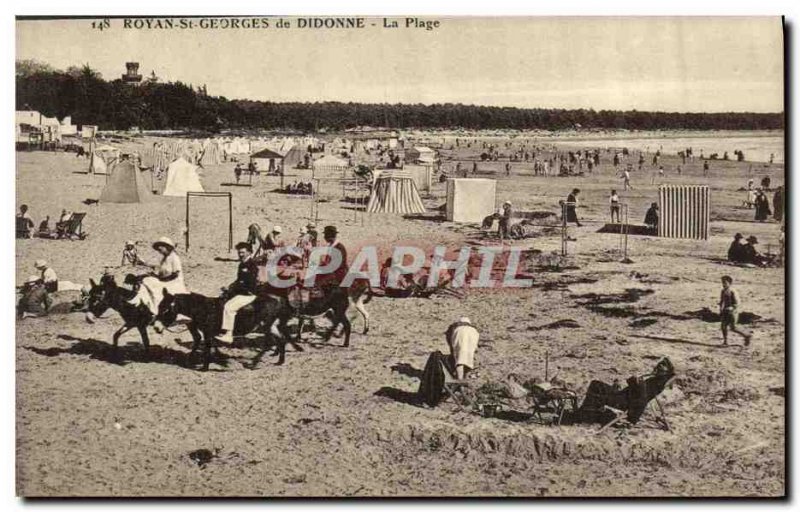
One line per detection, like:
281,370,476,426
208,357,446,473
727,241,745,262
644,207,659,227
229,258,258,296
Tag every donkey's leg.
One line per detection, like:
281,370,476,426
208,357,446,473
202,332,212,371
276,317,289,365
278,316,304,353
187,324,203,356
341,316,352,348
352,295,370,335
112,325,132,349
296,317,305,344
137,325,151,354
325,313,340,341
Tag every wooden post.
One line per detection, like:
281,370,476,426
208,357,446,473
228,192,233,252
185,194,190,252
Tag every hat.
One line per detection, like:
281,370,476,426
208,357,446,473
125,240,135,247
306,223,316,230
323,225,338,236
26,275,39,284
272,226,283,234
747,235,759,244
458,316,471,325
298,226,307,234
503,200,512,206
34,260,47,269
152,236,175,251
734,233,743,240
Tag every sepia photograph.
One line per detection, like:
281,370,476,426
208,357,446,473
13,15,785,498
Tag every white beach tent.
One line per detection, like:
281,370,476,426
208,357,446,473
163,157,204,197
89,144,121,175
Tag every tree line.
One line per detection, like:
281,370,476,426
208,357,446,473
16,60,784,133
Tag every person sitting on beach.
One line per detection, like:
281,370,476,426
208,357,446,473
727,233,746,263
121,240,140,266
445,317,480,380
34,260,59,293
644,203,659,232
741,235,768,267
17,275,51,319
38,216,50,236
55,209,72,237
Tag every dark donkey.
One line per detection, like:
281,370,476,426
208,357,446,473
153,290,295,368
276,284,355,348
85,274,155,356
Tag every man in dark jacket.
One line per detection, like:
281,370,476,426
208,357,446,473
216,242,259,343
565,189,581,226
740,235,767,267
644,203,659,232
727,233,745,263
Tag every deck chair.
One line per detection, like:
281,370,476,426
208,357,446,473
417,350,474,410
597,376,675,434
16,216,33,239
574,358,676,434
57,212,88,240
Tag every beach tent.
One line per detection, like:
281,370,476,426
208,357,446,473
163,157,204,197
89,145,120,175
366,170,426,215
405,146,437,165
250,147,285,173
312,154,349,176
99,160,152,203
446,178,496,223
402,164,433,193
282,144,306,169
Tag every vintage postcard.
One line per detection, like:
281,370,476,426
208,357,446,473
15,16,785,497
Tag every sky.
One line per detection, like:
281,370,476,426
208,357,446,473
16,16,784,113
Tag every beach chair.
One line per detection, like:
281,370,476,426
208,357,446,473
418,350,474,410
56,212,88,240
596,376,675,434
578,358,676,434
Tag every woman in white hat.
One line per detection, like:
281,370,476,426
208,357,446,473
34,260,58,293
147,236,188,295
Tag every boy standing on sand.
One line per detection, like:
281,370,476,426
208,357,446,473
719,275,752,347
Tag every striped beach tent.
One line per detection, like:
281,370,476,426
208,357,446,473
366,170,426,215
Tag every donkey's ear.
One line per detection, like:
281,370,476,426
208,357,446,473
162,288,170,297
89,278,97,288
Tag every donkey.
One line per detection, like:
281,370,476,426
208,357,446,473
153,290,295,368
275,284,355,348
85,274,155,355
